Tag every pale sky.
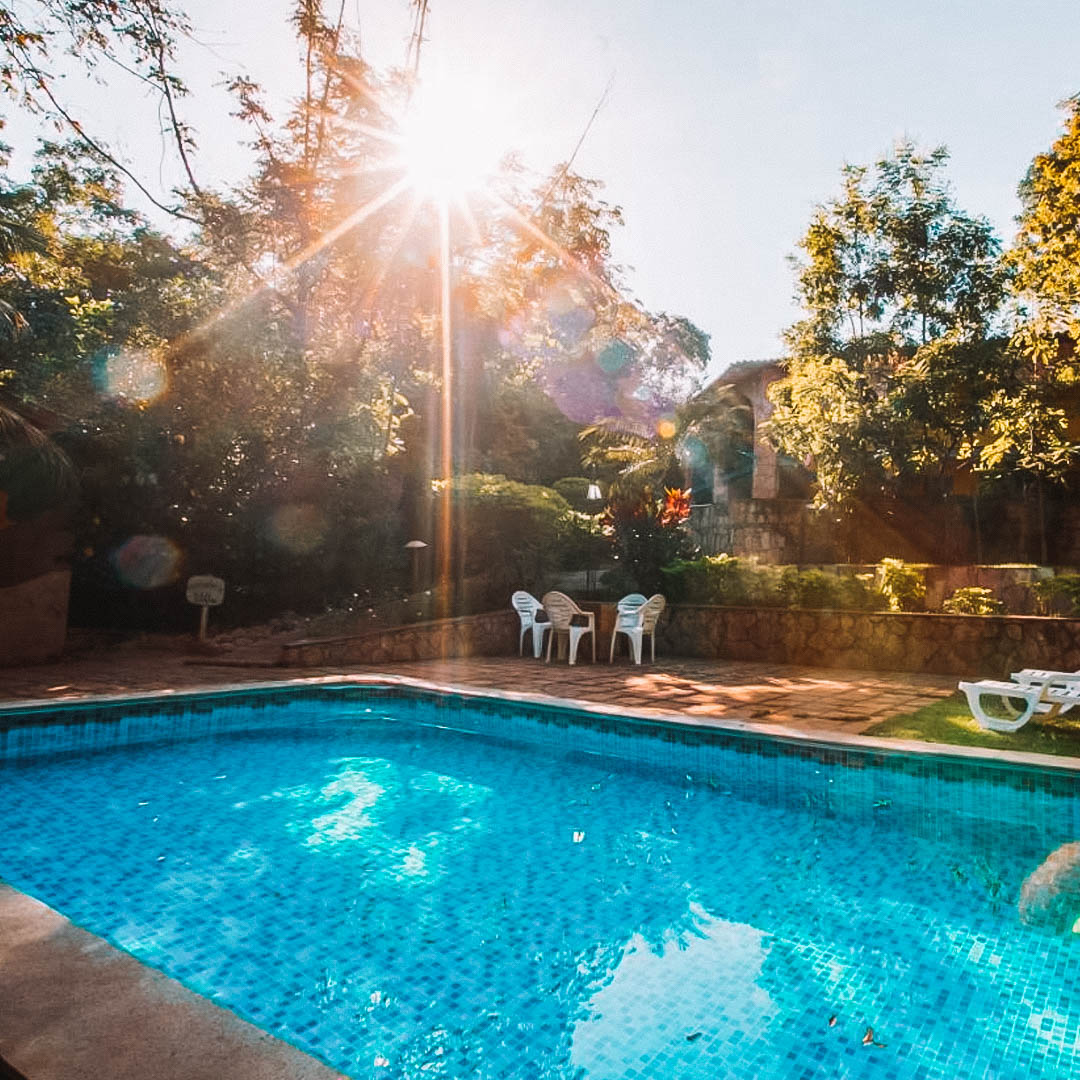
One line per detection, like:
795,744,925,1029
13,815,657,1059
4,0,1079,375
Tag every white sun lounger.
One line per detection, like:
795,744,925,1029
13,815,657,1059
1010,669,1080,715
958,679,1080,733
1011,668,1080,689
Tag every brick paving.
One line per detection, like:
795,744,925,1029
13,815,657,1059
0,642,958,736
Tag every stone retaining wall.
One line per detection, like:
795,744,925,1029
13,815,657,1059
659,604,1080,677
279,608,519,667
278,600,1080,679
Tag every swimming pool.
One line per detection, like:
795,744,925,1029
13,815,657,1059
1,681,1078,1079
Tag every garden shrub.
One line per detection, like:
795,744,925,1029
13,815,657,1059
777,567,884,610
662,557,885,610
555,509,609,571
440,474,570,602
1031,575,1080,616
661,554,782,607
552,477,595,512
942,586,1004,615
605,487,694,595
876,557,926,612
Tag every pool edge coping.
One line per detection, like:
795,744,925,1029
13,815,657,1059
3,672,1079,775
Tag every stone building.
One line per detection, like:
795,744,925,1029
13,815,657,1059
684,359,825,563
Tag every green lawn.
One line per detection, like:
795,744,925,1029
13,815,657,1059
865,694,1080,757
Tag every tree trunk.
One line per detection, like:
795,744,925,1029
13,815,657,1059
1037,475,1048,565
972,484,982,565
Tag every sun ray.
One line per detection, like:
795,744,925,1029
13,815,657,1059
436,198,454,622
358,190,424,312
492,193,620,302
163,176,413,364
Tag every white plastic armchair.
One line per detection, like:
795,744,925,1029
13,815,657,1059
511,590,546,658
610,593,666,664
540,590,595,665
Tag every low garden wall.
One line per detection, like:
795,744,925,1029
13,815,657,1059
279,608,519,667
278,599,1080,679
659,604,1080,678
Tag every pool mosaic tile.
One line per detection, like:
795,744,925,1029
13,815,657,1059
1,688,1079,1078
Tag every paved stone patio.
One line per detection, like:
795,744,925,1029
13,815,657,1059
0,644,958,734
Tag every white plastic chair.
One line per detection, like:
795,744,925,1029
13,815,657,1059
609,593,666,664
540,590,595,665
511,590,546,658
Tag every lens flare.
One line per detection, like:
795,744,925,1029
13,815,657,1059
596,338,635,374
111,535,182,589
96,349,167,404
267,503,328,555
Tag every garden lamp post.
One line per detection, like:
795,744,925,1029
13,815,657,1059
586,481,603,593
405,539,428,596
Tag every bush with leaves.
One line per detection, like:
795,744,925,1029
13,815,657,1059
876,558,926,612
942,587,1004,615
438,474,570,605
1031,575,1080,616
555,509,609,571
778,567,884,611
662,557,884,610
661,554,779,607
552,477,595,512
604,487,694,595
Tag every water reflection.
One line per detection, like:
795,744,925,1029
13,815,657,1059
281,756,492,886
571,904,775,1075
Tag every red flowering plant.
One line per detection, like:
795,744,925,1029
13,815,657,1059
601,486,694,594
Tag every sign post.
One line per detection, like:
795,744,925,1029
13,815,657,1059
186,575,225,641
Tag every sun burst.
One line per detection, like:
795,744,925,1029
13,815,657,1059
395,73,508,205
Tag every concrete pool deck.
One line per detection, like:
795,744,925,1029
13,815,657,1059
0,648,960,1080
0,885,346,1080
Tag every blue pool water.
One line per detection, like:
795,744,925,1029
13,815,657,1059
1,689,1079,1079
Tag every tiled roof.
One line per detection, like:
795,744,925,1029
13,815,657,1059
704,358,785,391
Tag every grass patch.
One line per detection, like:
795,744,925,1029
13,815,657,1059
865,693,1080,757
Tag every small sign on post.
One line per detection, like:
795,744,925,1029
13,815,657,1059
186,575,225,641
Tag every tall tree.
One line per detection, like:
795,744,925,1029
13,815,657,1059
979,96,1080,559
767,141,1009,510
1010,95,1080,353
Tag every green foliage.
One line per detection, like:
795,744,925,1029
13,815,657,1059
582,379,751,498
474,386,583,485
876,557,926,612
767,142,1011,511
552,477,592,510
1031,575,1080,616
605,488,694,595
440,474,570,600
0,402,77,519
778,567,883,611
554,509,609,571
662,554,780,607
941,586,1004,615
661,556,883,610
1010,96,1080,353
